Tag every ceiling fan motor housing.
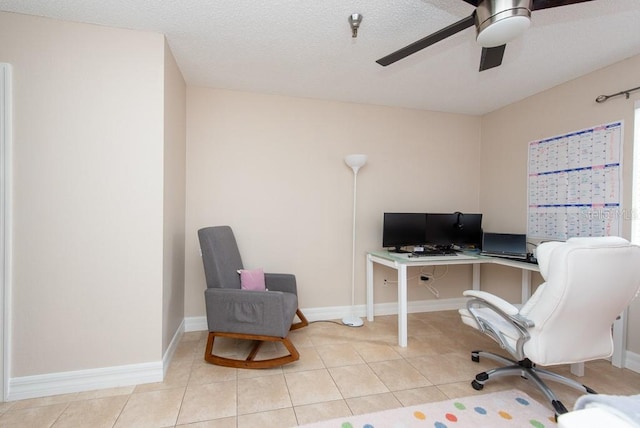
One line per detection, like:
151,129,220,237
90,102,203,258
476,0,532,47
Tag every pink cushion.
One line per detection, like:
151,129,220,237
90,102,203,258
239,268,266,291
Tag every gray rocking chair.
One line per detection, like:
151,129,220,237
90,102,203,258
198,226,308,369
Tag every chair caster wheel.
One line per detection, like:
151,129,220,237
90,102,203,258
471,380,484,390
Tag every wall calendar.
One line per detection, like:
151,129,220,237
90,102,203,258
527,121,623,241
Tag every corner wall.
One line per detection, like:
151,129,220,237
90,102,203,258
162,40,187,359
0,11,167,397
480,54,640,357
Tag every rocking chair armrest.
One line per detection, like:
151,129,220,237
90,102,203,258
265,273,297,294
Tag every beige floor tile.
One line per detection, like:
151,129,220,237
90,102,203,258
237,407,297,428
173,339,201,362
237,373,292,415
282,346,326,373
316,343,365,368
393,333,461,358
114,387,185,428
189,361,237,385
436,380,510,399
134,360,192,393
293,400,352,426
0,401,15,414
74,386,136,401
0,403,68,428
329,364,389,399
345,392,402,415
285,369,342,406
407,351,492,385
368,359,432,391
354,341,403,363
4,311,640,427
176,381,237,425
176,416,236,427
236,365,283,380
288,329,314,348
393,385,449,406
9,392,78,410
52,395,128,428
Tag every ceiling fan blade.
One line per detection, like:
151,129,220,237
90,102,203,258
376,14,475,66
532,0,593,11
479,45,506,71
461,0,480,5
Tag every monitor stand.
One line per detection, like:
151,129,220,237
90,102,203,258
390,247,410,253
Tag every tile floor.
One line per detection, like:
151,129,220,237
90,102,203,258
1,310,639,427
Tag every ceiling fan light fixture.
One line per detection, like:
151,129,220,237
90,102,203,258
476,0,532,47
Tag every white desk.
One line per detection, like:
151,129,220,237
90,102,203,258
366,250,625,373
366,250,539,348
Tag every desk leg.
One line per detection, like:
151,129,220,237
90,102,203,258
366,254,374,322
611,310,626,368
521,270,531,304
472,264,480,291
570,363,585,377
398,264,408,347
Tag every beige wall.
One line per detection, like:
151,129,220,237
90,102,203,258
162,41,186,353
185,87,482,317
480,54,640,353
0,12,167,376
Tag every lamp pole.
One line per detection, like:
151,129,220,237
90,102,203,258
342,154,367,327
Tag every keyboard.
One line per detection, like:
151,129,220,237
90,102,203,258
411,249,457,257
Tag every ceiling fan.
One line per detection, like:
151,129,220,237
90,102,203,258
376,0,594,71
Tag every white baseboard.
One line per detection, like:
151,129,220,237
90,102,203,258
7,321,185,402
624,350,640,374
7,361,163,402
185,315,207,332
163,319,185,378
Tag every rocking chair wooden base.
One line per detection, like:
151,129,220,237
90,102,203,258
204,331,300,369
204,309,309,369
291,309,309,331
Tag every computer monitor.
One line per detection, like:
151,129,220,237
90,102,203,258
424,212,483,248
424,213,456,246
451,213,483,248
382,213,426,252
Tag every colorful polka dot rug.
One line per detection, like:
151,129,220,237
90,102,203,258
296,389,556,428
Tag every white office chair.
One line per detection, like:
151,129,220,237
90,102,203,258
459,236,640,416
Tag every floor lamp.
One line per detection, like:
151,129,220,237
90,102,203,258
342,154,367,327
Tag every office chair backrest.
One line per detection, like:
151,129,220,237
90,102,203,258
198,226,244,290
520,236,640,365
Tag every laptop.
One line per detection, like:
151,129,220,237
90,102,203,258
481,232,528,260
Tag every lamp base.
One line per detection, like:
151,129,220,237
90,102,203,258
341,316,364,327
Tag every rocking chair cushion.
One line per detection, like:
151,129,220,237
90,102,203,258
205,287,298,338
239,268,266,291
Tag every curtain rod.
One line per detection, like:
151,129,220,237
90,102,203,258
595,85,640,104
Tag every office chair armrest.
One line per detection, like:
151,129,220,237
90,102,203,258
463,290,519,316
265,273,297,294
464,290,534,359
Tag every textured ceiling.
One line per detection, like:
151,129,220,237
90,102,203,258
1,0,639,115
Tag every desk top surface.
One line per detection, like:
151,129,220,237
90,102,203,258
368,250,540,271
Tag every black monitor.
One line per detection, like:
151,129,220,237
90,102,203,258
451,212,483,248
424,213,456,246
424,212,483,248
382,213,426,252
